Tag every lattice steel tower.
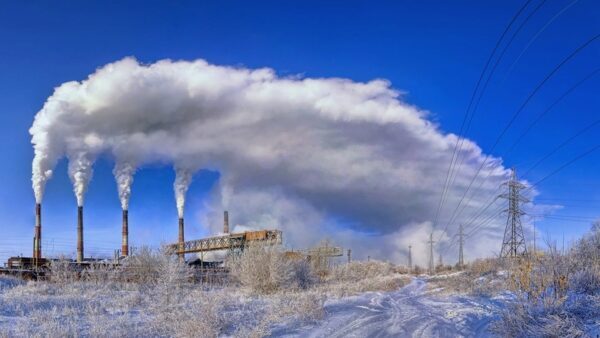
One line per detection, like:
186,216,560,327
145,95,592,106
408,245,412,271
428,233,435,274
500,168,528,258
458,223,464,268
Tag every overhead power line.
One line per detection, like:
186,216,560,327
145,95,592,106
432,0,535,233
437,34,599,245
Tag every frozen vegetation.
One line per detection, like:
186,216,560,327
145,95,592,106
0,246,409,337
1,226,599,337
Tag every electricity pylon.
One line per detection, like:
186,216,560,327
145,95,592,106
408,245,412,271
500,168,528,258
458,223,464,268
428,233,435,274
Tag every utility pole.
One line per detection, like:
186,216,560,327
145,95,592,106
458,224,465,269
347,249,352,264
532,217,536,255
500,168,528,258
408,245,412,272
438,253,443,271
428,233,435,274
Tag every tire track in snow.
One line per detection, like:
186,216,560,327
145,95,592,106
274,278,500,338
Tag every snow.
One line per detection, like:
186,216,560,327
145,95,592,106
2,274,593,337
0,276,23,290
272,278,505,337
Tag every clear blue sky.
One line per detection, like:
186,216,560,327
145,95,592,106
0,1,598,261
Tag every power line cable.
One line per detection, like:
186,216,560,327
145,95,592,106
432,0,535,233
436,34,599,244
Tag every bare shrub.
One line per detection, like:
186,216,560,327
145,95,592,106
317,261,408,297
228,244,315,294
427,258,509,296
470,258,502,276
328,260,395,282
147,288,225,338
569,268,600,295
119,246,163,284
493,227,600,336
48,258,78,284
233,291,325,338
82,262,119,286
491,301,586,338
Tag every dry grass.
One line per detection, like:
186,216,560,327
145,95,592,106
490,227,600,337
317,260,410,297
0,247,410,337
427,258,507,297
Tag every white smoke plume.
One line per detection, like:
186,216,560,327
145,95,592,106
67,152,95,207
113,162,136,210
30,57,514,262
174,167,193,218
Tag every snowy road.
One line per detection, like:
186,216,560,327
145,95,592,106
275,278,503,338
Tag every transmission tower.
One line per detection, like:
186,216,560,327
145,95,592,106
458,223,464,268
500,168,528,258
428,233,435,274
407,245,412,271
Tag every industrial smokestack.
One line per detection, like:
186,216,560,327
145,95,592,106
178,217,184,262
33,203,42,263
122,209,129,256
77,206,84,263
223,211,229,234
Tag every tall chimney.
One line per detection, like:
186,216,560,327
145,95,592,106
178,217,185,262
121,209,129,256
223,211,229,234
33,203,42,263
77,206,84,263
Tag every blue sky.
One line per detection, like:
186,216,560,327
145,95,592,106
0,1,598,262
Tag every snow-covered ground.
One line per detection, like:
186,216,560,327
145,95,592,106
273,278,507,337
3,271,595,337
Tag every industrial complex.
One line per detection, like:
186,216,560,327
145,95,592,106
1,203,344,281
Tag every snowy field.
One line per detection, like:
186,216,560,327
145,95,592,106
273,278,507,338
0,274,507,338
2,233,600,338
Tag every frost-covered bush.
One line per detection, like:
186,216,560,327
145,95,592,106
493,226,600,336
469,258,502,276
228,244,316,294
232,291,325,338
119,246,192,286
427,259,508,297
48,258,79,284
328,260,395,282
318,260,407,297
491,300,587,338
569,268,600,295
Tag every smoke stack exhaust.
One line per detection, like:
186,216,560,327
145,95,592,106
77,206,84,263
122,209,129,256
223,211,229,234
178,217,184,262
33,203,42,263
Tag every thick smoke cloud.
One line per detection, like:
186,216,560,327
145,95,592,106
30,57,512,263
